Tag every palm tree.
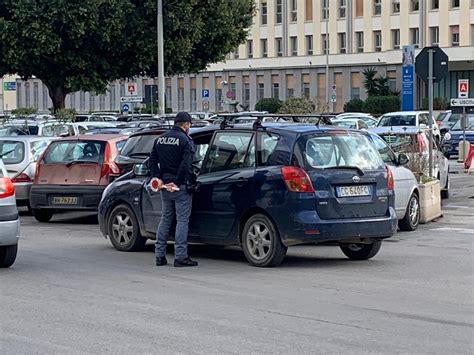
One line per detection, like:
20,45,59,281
362,67,378,96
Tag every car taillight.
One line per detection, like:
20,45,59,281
436,121,442,127
0,177,15,198
281,166,314,193
12,173,32,183
385,166,394,191
101,161,121,178
417,133,427,152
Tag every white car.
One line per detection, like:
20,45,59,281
368,133,420,231
335,113,379,127
377,111,441,143
332,118,369,130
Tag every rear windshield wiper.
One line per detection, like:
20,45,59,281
66,160,98,167
325,166,364,176
0,149,15,158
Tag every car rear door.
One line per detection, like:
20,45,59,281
300,132,390,220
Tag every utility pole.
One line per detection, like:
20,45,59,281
325,17,330,112
157,0,165,117
428,48,434,178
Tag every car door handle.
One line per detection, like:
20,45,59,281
236,177,248,187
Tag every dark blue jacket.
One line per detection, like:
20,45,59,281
149,126,195,186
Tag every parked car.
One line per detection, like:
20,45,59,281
335,113,379,127
367,133,420,231
377,111,441,143
436,110,462,136
441,115,474,159
371,127,449,199
0,121,40,136
0,158,20,268
29,135,127,222
0,137,53,210
99,123,398,267
332,119,369,130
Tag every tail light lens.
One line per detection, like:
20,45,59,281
101,143,121,180
12,173,32,183
385,166,394,191
0,177,15,198
281,166,314,193
417,133,427,152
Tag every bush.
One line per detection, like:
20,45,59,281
278,97,315,114
55,108,76,122
11,107,37,117
343,99,365,113
421,97,449,110
255,98,282,113
363,96,400,115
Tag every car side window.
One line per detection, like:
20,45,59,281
370,135,396,164
202,132,254,174
419,114,428,126
257,132,280,166
193,132,214,165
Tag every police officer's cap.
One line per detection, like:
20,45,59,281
174,112,193,124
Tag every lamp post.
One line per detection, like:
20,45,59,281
157,0,165,117
325,17,330,112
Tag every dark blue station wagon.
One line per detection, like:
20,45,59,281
99,123,397,267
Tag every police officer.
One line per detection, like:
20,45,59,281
149,112,198,267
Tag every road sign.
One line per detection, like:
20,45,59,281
226,91,234,99
402,45,415,111
331,84,336,91
458,79,469,99
415,47,449,83
202,89,209,98
330,94,337,103
121,104,130,112
450,98,474,107
3,82,16,91
120,96,143,103
126,83,138,97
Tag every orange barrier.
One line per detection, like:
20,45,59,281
465,144,474,170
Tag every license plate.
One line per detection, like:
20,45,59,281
337,185,370,197
52,197,78,205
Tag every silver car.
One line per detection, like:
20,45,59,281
0,137,53,209
0,158,20,267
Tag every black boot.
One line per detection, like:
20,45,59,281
174,257,198,267
156,256,168,266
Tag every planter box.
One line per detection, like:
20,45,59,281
419,180,442,224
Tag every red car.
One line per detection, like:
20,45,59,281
30,135,127,222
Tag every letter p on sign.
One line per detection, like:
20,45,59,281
458,79,469,99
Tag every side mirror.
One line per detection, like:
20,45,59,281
398,153,409,166
133,163,149,177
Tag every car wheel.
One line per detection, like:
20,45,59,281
398,193,420,231
339,240,382,260
0,244,18,268
241,214,287,267
32,209,54,223
108,204,146,252
441,175,449,199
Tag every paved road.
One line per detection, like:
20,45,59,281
1,163,473,354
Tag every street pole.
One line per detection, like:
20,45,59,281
150,85,154,115
428,49,434,178
462,106,466,162
157,0,165,117
325,18,330,112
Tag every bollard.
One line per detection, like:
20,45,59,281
457,141,470,163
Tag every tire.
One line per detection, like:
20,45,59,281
339,240,382,260
241,214,287,267
398,193,420,231
441,176,449,199
32,209,54,223
0,244,18,268
107,204,146,252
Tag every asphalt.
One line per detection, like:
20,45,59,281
1,162,473,354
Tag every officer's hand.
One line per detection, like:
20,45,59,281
165,182,178,192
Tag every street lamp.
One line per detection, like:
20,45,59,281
157,0,165,116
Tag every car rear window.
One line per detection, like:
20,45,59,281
0,141,25,164
43,141,105,164
302,132,384,170
332,121,357,129
378,115,416,127
379,134,417,153
452,116,474,130
120,134,159,157
116,140,127,152
41,124,74,137
0,126,39,136
30,140,51,162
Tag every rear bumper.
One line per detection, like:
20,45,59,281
30,185,106,211
274,207,398,247
0,219,20,246
13,182,32,202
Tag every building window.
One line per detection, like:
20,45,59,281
430,26,439,46
374,0,382,15
290,0,297,22
233,48,239,59
190,89,197,111
33,82,39,109
305,0,313,21
276,0,283,24
451,0,460,8
215,88,222,112
451,26,460,46
392,0,400,13
374,31,382,52
411,0,419,12
472,25,474,46
247,40,253,58
410,28,419,48
338,33,346,54
229,82,237,101
356,32,364,53
99,95,106,110
80,91,85,112
90,95,95,112
272,83,280,99
339,0,346,18
290,36,298,56
110,85,116,110
321,0,329,20
431,0,439,10
302,82,310,98
261,1,267,25
243,82,250,106
321,34,329,54
257,82,265,101
355,0,364,16
275,37,283,57
120,83,125,97
261,39,268,57
165,86,172,109
306,35,313,55
392,29,400,49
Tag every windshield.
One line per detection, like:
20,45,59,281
451,116,474,130
43,141,105,164
120,135,158,157
379,134,417,154
302,132,384,170
0,141,25,164
378,115,416,127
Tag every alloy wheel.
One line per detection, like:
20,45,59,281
409,196,420,226
111,213,134,246
246,222,272,260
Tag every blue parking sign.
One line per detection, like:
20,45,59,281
202,89,209,98
122,104,130,112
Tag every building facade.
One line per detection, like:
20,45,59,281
10,0,474,114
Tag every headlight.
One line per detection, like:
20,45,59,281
444,132,451,141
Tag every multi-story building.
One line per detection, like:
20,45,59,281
10,0,474,114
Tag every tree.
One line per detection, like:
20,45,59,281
0,0,255,112
255,98,282,113
278,97,315,114
362,67,379,96
343,98,365,112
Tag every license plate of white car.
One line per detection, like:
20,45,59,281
337,185,370,197
52,197,78,205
